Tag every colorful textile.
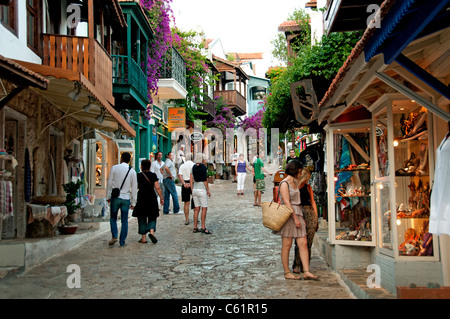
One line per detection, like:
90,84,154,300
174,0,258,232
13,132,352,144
0,181,13,219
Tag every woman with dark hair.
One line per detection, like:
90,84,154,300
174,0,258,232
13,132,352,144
292,169,319,274
274,160,318,280
132,159,163,244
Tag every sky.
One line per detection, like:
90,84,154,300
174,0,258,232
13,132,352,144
170,0,308,77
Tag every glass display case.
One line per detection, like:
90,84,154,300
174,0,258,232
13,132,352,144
392,107,435,258
326,121,375,246
372,99,438,260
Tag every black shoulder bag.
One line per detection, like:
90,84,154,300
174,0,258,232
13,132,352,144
111,166,132,199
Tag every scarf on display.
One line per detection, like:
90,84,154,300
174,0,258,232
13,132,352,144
25,148,31,202
0,181,14,219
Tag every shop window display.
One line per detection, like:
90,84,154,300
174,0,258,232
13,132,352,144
393,108,433,257
333,129,372,243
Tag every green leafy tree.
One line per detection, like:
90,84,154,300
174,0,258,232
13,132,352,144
264,8,362,131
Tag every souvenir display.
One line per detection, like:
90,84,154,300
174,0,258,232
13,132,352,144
393,109,433,257
332,129,373,243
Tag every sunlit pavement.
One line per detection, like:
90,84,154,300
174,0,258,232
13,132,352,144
0,175,355,299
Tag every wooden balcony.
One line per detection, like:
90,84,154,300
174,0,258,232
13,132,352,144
112,54,149,110
214,90,247,116
41,34,113,104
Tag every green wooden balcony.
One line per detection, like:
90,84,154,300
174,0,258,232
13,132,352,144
112,55,149,110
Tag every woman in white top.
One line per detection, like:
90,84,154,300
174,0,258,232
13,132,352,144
235,154,251,195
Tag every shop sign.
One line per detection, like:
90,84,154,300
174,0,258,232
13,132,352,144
153,105,163,120
168,107,186,132
190,132,204,141
376,127,384,136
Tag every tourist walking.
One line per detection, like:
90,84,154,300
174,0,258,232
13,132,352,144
231,148,239,183
273,160,318,280
286,149,301,165
161,152,180,214
106,152,137,247
252,153,272,206
150,151,165,195
235,154,251,195
178,153,194,225
177,145,186,169
277,145,284,166
292,169,319,273
190,153,212,234
132,159,163,244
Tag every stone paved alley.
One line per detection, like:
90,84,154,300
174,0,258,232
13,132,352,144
0,176,354,299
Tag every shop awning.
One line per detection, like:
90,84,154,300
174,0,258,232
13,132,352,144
318,0,450,123
13,60,136,137
0,55,49,111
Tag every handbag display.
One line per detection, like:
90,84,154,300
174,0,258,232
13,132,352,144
111,166,132,199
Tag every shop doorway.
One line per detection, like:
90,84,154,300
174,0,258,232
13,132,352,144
1,107,27,239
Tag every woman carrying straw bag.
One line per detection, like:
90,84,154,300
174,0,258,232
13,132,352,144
273,160,318,281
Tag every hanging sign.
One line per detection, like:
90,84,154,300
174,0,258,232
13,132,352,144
168,107,186,132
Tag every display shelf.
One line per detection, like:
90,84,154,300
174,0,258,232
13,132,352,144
335,195,371,198
326,121,375,246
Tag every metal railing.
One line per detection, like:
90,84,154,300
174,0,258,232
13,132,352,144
112,54,148,99
159,47,186,89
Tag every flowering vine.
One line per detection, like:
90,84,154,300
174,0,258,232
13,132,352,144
206,96,236,134
171,28,217,106
141,0,174,118
239,108,265,132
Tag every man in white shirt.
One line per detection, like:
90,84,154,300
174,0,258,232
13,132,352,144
177,145,186,168
178,153,195,224
161,152,180,214
150,151,165,193
106,152,137,247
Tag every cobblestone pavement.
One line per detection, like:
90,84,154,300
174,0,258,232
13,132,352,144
0,176,354,299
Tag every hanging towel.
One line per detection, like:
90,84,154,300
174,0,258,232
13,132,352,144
48,154,57,195
62,158,69,185
0,181,13,219
0,181,5,218
25,148,31,202
430,135,450,235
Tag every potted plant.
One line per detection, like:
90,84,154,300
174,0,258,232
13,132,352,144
59,180,83,234
207,169,216,184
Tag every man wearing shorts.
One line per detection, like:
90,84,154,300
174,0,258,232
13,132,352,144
190,153,212,234
178,153,194,225
252,153,272,206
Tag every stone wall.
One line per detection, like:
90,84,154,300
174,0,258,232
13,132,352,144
1,81,82,239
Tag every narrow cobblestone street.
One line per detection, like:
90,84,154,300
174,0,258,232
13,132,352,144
0,176,354,299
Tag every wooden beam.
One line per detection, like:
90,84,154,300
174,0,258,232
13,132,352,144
88,0,94,39
0,86,26,111
341,133,370,162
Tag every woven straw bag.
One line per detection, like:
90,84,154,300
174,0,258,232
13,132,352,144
261,201,293,231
